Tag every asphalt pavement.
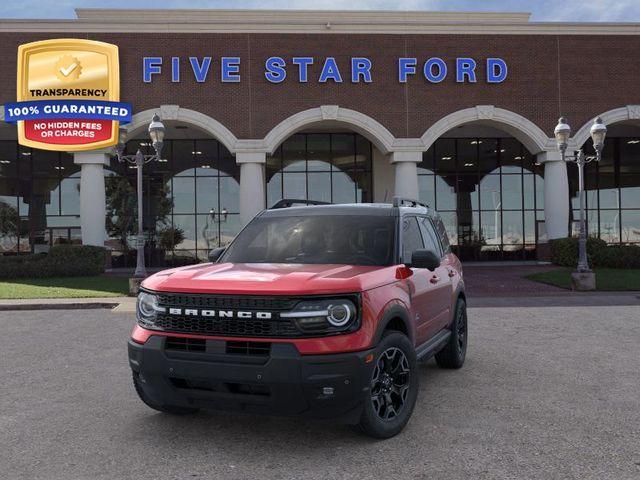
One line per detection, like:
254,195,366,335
1,305,639,480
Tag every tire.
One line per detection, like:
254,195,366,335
132,372,199,415
435,297,468,369
355,331,419,439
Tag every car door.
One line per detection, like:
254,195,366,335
400,216,441,346
417,216,453,332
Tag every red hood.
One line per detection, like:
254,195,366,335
142,262,397,295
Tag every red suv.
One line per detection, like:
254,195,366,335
128,197,467,438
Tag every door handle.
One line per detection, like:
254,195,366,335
430,275,440,284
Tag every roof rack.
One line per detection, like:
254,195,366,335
392,196,429,209
269,199,331,209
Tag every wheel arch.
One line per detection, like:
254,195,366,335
372,304,414,346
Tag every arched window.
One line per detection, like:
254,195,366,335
266,133,373,207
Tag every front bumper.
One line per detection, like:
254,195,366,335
128,336,375,423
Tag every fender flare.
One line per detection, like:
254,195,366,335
372,303,414,346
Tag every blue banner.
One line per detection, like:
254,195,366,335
4,100,132,123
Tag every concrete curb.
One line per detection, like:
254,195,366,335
0,302,121,311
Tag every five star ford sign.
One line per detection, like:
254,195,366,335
4,39,132,152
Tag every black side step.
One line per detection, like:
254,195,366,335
415,329,451,361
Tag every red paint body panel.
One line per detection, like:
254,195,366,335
136,257,464,356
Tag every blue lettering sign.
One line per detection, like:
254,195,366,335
292,57,313,82
487,58,508,83
456,58,477,83
265,56,287,83
424,58,447,83
351,57,372,83
143,57,162,83
189,57,211,83
398,58,417,83
319,57,342,83
221,57,240,83
171,57,180,83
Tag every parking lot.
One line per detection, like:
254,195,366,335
1,305,639,480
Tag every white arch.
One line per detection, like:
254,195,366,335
420,105,553,154
572,105,640,148
263,105,396,155
127,105,239,154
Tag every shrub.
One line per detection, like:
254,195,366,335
0,245,106,279
550,237,640,269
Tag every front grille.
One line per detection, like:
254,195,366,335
147,292,360,338
170,377,271,397
154,313,300,337
226,341,271,356
156,293,297,311
165,336,206,352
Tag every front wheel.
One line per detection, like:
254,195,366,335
355,331,419,439
435,297,468,369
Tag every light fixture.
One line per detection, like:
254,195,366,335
200,165,211,169
54,166,65,170
470,140,483,145
464,163,474,167
514,156,523,160
112,113,165,279
627,139,640,144
589,116,607,154
0,160,10,164
192,151,203,155
20,151,31,156
554,117,571,153
441,156,453,160
148,113,165,156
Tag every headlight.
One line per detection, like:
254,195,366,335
136,291,165,329
281,298,358,334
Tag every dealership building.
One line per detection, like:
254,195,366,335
0,9,639,265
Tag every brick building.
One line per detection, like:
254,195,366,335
0,9,639,264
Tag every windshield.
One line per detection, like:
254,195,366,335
221,215,396,266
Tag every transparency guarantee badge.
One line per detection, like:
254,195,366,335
4,38,132,151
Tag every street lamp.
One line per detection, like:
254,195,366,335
553,116,607,282
113,114,166,277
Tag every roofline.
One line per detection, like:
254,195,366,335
0,9,638,35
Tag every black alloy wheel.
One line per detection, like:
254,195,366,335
370,347,411,420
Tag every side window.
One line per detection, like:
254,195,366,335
433,215,451,254
402,217,424,264
418,217,443,258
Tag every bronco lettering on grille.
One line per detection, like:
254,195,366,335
166,308,273,319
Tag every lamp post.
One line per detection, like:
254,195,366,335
113,114,166,277
553,116,607,287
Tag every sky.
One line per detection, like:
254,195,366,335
1,0,639,22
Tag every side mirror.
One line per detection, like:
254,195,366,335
208,247,226,263
409,249,441,271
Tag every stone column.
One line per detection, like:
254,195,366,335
391,151,421,200
237,151,266,225
74,151,110,246
538,151,569,240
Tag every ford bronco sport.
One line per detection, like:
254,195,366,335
128,197,467,438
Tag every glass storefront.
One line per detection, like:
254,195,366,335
419,138,545,261
266,133,373,207
570,137,640,244
0,141,82,254
107,139,241,266
0,138,241,266
2,132,639,265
